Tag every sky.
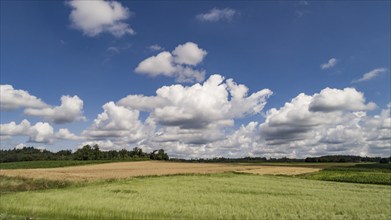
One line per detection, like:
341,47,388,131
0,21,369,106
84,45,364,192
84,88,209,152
0,0,390,158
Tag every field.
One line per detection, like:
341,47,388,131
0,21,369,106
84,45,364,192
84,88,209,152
0,160,117,169
1,161,390,219
0,161,320,181
299,163,391,185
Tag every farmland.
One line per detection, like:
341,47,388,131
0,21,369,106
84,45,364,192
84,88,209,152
0,161,320,181
299,163,391,185
0,160,117,170
1,161,390,219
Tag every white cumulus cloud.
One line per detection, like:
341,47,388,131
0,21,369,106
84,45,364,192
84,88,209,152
82,102,151,144
196,8,238,22
55,128,81,141
256,88,390,158
1,120,82,144
0,85,48,110
172,42,208,66
0,120,54,143
119,74,272,131
309,87,377,112
135,42,207,82
24,95,86,124
67,0,135,37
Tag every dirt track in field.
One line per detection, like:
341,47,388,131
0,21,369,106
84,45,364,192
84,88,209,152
0,161,320,181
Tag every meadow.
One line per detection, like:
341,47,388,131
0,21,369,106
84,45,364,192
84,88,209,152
1,173,390,219
0,160,115,169
299,163,391,185
0,161,390,219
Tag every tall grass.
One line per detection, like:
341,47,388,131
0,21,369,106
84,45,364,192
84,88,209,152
1,173,390,219
0,176,72,194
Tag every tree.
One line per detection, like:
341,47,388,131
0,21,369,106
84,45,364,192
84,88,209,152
150,149,169,161
74,145,94,160
93,144,101,160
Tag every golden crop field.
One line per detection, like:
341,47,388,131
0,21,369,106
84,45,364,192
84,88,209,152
0,161,319,181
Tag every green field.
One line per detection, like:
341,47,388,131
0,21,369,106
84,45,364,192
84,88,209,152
299,163,391,185
1,173,390,219
0,159,148,169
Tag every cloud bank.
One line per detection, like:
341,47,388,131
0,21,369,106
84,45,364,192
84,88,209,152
1,79,389,158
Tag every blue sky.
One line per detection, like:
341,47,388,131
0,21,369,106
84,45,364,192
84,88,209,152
1,0,390,158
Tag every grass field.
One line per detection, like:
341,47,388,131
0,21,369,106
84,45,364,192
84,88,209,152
0,160,116,169
299,163,391,185
1,173,390,219
1,161,390,219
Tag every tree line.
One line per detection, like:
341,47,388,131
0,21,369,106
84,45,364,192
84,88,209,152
0,146,389,163
0,145,169,163
171,155,390,163
304,155,390,163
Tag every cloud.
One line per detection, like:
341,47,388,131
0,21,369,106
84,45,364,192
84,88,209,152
1,120,82,144
172,42,208,65
67,0,134,37
196,8,238,22
295,1,310,18
261,87,377,145
1,85,85,124
107,46,120,53
24,95,86,124
309,87,377,112
352,68,387,83
119,74,272,130
55,128,81,141
299,1,309,5
135,42,207,82
148,44,164,51
0,120,54,143
2,80,389,158
321,58,338,69
14,143,46,151
119,86,389,158
260,93,325,145
135,52,176,77
256,88,390,158
117,74,272,149
77,140,123,151
15,143,27,149
0,85,48,110
82,102,151,144
29,122,55,143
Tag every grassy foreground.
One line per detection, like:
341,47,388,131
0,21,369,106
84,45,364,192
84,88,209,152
1,173,390,219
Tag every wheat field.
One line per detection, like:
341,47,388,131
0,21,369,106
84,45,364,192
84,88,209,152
0,161,320,181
